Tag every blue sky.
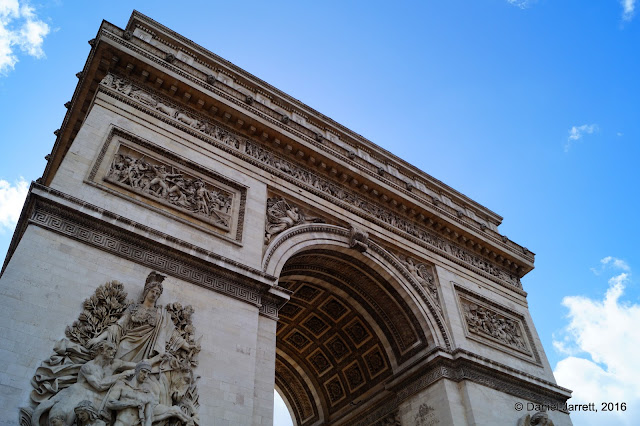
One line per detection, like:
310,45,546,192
1,1,638,424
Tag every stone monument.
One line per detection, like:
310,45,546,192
0,11,572,425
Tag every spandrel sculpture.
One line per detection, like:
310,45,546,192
23,273,201,426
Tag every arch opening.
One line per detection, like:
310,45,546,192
273,247,431,425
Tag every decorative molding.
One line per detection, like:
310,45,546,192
454,284,542,365
30,183,270,282
28,195,282,319
275,356,318,425
97,74,525,293
345,348,570,426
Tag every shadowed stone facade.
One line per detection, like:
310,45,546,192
0,11,571,426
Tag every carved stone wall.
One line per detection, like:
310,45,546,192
98,73,525,292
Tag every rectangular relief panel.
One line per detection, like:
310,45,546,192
454,284,542,365
88,127,247,243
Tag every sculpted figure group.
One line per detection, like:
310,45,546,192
463,302,527,350
25,273,200,426
106,151,232,228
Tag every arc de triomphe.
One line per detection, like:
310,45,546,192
0,11,571,426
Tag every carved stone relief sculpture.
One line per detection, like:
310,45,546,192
264,197,323,243
349,225,369,252
461,298,528,352
22,273,200,426
414,403,440,425
398,255,440,309
105,146,233,231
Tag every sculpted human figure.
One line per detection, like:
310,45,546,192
148,165,181,198
194,180,212,215
73,400,106,426
49,415,65,426
31,342,135,426
265,198,322,243
87,272,194,363
165,175,189,207
106,362,155,426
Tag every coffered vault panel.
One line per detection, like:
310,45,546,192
275,249,430,423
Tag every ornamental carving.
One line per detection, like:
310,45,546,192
100,73,521,290
517,411,554,426
415,403,440,425
398,255,440,309
264,197,323,243
349,225,369,252
23,273,200,426
461,298,527,352
106,146,233,231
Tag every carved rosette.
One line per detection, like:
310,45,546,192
23,273,200,426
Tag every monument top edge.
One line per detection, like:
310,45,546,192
41,10,536,271
120,10,504,225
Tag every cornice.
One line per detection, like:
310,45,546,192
122,12,504,227
12,184,285,318
116,18,535,262
339,347,570,426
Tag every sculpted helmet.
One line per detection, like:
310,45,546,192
141,271,166,302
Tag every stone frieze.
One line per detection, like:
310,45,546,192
100,74,522,291
106,145,234,231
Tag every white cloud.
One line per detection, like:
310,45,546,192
621,0,636,21
554,266,640,425
0,177,28,233
506,0,536,9
0,0,50,75
591,256,630,275
565,124,598,152
601,256,630,272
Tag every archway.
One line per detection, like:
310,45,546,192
264,225,448,425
